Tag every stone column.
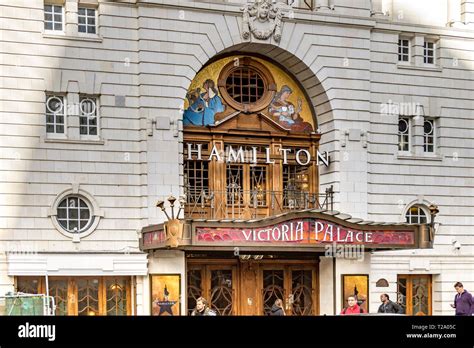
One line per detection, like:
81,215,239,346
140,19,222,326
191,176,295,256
65,0,78,36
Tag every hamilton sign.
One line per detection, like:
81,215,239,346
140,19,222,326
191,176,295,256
187,143,330,167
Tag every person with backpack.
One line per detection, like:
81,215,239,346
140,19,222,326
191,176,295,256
340,295,366,315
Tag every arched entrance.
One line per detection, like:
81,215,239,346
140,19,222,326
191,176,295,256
182,54,324,315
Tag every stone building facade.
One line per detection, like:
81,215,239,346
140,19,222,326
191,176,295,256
0,0,473,315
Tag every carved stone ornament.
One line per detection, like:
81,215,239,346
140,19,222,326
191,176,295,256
241,0,283,42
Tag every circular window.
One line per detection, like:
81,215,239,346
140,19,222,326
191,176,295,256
46,96,64,114
424,119,433,135
80,98,96,116
57,196,94,233
218,58,276,113
398,118,409,133
225,67,266,105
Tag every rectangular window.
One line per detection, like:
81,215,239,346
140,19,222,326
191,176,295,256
79,97,98,136
283,165,310,208
398,117,410,152
44,4,63,31
398,38,410,62
423,118,435,153
250,165,267,206
78,7,97,34
15,276,131,316
423,41,435,64
226,164,244,205
184,160,209,203
46,95,65,134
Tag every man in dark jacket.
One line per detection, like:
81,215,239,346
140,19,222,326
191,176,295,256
377,294,404,314
450,282,473,316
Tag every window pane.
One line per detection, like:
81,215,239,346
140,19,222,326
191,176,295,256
106,278,128,316
44,5,52,12
46,125,54,133
69,220,78,231
45,22,53,30
53,6,62,13
58,219,68,230
78,8,86,15
69,209,78,219
57,208,67,219
78,16,86,24
17,277,40,294
89,127,97,135
55,125,64,133
54,23,62,31
87,8,95,16
77,278,100,316
79,25,86,33
80,209,90,219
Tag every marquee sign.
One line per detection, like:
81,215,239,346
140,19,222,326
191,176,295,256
195,219,415,246
139,214,429,251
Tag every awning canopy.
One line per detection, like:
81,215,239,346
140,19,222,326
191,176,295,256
7,253,148,276
140,209,434,252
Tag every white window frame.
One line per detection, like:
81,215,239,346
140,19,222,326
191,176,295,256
405,205,429,224
423,40,436,65
44,4,65,33
78,6,98,35
398,38,410,63
46,94,67,137
79,96,100,139
423,117,436,153
398,116,411,153
49,187,103,240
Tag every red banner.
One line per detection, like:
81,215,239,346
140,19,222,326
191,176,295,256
196,219,414,246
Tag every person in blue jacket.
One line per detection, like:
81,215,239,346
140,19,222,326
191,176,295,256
183,79,225,126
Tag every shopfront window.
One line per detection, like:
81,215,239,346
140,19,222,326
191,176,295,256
15,277,131,316
397,275,431,315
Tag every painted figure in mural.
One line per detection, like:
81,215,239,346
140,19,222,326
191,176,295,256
183,79,225,127
268,85,313,132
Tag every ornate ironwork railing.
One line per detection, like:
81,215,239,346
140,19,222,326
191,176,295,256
184,186,334,220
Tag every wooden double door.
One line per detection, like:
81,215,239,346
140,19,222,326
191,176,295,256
187,260,319,316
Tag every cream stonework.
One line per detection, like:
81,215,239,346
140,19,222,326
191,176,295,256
0,0,473,315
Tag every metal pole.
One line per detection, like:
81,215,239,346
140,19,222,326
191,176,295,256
45,273,50,315
332,257,337,315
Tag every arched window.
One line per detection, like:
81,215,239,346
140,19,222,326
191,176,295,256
405,205,428,224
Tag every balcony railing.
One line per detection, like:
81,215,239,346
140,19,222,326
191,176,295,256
184,186,334,220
